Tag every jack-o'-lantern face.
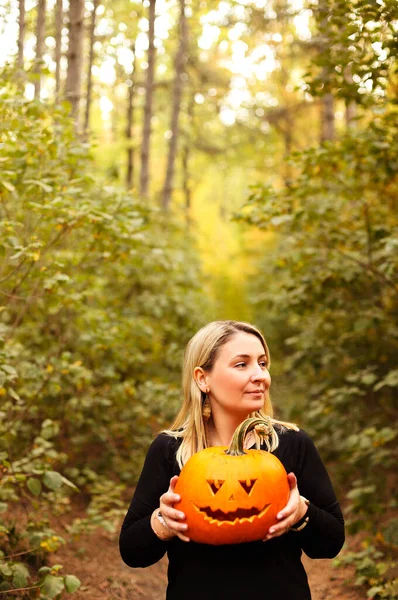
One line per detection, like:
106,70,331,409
174,445,289,546
195,473,271,524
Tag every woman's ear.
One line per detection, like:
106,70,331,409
193,366,208,392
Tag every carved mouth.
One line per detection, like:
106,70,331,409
193,503,271,524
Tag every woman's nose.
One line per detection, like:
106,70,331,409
251,365,268,381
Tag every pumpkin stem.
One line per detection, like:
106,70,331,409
225,417,278,456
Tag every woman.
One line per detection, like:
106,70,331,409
119,320,345,599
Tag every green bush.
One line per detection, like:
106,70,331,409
235,111,398,597
0,71,209,597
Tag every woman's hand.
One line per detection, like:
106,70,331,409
263,472,308,541
157,475,190,542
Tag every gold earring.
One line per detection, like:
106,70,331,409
202,390,211,422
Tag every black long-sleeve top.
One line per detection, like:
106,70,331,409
119,426,345,600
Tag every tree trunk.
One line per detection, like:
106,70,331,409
318,0,335,142
344,65,357,128
161,0,188,210
33,0,46,99
126,42,136,190
182,94,194,225
345,100,357,128
320,94,335,141
283,123,293,183
54,0,63,103
18,0,25,70
139,0,156,199
276,2,294,184
65,0,84,125
182,145,191,221
84,0,98,137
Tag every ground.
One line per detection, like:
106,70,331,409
50,513,366,600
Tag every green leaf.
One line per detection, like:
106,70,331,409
41,574,65,599
64,574,81,593
42,471,63,491
25,179,53,193
0,562,13,577
1,365,17,377
40,419,59,440
0,582,12,591
8,388,20,400
367,586,383,598
0,180,15,193
374,369,398,391
361,373,377,386
60,475,79,491
27,477,42,496
12,563,30,588
0,502,8,514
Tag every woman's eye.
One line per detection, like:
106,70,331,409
235,363,246,368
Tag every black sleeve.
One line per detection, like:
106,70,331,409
290,429,345,559
119,433,176,568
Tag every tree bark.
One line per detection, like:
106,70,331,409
344,65,357,129
126,42,136,190
17,0,25,70
54,0,63,103
345,99,357,128
182,144,191,219
161,0,188,210
33,0,46,99
84,0,98,137
318,0,335,141
320,94,334,141
65,0,85,125
182,93,194,225
139,0,156,199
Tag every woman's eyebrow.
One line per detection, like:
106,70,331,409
232,353,267,359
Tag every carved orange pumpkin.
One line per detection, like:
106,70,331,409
174,417,289,545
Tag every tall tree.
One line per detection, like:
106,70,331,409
344,65,357,128
84,0,99,137
17,0,25,70
139,0,156,199
33,0,46,99
320,94,334,141
161,0,188,210
319,0,334,141
65,0,84,124
181,94,195,222
271,0,299,182
54,0,63,103
126,41,136,190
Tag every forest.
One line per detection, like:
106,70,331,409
0,0,397,598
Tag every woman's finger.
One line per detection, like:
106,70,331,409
168,475,179,493
159,475,189,540
160,476,181,507
263,472,301,540
276,472,300,520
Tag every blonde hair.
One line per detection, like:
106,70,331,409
163,320,298,467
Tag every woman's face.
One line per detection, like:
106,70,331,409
203,332,271,418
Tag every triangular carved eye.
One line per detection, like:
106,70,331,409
239,479,257,494
207,479,225,495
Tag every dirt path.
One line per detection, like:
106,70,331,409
51,522,365,600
